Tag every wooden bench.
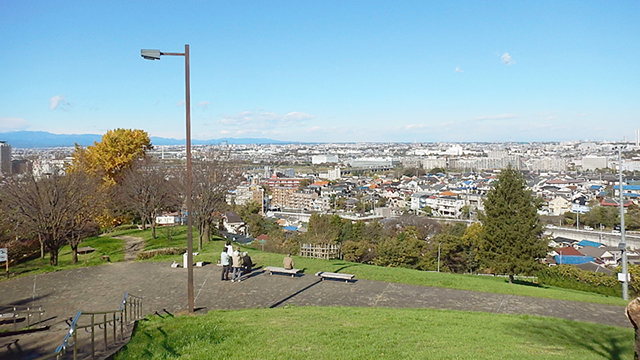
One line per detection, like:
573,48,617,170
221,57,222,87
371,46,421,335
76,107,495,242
315,271,355,283
264,266,301,277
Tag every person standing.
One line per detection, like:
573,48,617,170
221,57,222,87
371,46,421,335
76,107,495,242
225,240,233,256
220,247,231,281
283,253,294,270
231,247,243,282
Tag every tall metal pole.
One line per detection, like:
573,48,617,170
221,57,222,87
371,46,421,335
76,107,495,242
141,46,194,313
185,44,194,313
619,147,628,300
437,243,441,273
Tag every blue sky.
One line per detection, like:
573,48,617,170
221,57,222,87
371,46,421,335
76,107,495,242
1,1,639,142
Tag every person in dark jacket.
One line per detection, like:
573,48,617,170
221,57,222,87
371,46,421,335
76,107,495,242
242,252,253,275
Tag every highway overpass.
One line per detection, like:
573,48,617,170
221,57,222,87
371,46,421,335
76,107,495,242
544,226,640,249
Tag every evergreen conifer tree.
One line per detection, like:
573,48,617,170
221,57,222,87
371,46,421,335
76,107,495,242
479,166,547,283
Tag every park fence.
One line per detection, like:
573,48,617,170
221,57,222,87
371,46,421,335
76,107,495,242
299,244,341,260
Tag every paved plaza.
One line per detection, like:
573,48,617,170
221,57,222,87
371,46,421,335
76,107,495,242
0,261,631,358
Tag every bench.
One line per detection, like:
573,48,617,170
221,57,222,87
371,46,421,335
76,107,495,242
315,271,355,283
264,266,301,277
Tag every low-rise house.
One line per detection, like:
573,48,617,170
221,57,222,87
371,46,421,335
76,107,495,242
223,212,245,234
425,191,465,217
548,196,571,216
577,245,619,266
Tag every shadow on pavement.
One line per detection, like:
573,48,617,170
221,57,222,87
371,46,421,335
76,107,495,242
0,294,51,310
510,319,633,360
269,279,322,308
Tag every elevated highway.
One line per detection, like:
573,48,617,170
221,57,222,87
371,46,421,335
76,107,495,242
543,226,640,249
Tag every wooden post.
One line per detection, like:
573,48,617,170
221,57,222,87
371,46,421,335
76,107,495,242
626,297,640,359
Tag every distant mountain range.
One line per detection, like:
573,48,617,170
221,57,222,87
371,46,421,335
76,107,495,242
0,131,289,148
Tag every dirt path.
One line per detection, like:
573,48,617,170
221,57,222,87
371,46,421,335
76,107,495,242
117,235,145,262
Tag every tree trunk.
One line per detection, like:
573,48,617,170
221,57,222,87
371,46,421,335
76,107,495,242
508,274,515,283
71,244,78,264
151,224,156,239
38,234,44,259
49,248,58,266
204,222,211,243
627,297,640,360
198,222,204,251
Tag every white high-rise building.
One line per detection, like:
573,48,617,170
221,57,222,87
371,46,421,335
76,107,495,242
0,141,11,176
312,155,339,164
582,156,608,170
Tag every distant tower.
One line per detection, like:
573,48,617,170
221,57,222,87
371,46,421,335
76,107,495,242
636,129,639,147
0,141,11,176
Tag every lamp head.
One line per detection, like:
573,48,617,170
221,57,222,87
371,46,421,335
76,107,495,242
141,49,161,60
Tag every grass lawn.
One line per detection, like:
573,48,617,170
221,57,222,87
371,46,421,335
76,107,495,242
5,226,631,306
121,226,628,306
116,307,633,360
3,235,125,280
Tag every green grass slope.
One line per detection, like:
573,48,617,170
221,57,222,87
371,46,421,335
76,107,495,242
116,307,633,360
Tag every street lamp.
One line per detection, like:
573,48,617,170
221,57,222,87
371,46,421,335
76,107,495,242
618,147,629,300
141,45,194,313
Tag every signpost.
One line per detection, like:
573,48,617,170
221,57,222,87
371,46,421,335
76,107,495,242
0,248,7,277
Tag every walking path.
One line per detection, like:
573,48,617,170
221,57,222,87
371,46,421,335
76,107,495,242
117,235,145,262
0,261,631,359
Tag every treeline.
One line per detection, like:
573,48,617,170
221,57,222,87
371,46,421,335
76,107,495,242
0,129,242,266
563,204,640,230
259,213,483,274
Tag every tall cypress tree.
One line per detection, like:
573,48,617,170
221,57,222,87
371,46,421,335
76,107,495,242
479,167,547,283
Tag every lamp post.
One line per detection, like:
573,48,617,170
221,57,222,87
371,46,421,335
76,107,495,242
618,147,629,300
141,45,194,313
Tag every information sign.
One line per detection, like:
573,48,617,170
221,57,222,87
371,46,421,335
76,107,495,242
0,248,6,262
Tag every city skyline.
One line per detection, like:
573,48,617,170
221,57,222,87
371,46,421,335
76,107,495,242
1,1,639,143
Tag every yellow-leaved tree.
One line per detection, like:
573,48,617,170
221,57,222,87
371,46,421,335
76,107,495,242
68,129,153,230
69,128,152,186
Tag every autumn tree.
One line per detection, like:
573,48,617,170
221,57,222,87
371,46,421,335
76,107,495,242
191,155,243,250
432,223,482,274
69,128,152,186
114,159,181,239
306,214,343,244
373,227,428,269
0,171,101,265
479,167,547,283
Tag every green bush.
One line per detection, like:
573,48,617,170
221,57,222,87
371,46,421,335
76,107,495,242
537,265,621,297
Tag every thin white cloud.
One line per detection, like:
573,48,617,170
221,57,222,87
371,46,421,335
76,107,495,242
218,110,315,129
501,53,514,65
175,100,185,106
455,67,463,73
0,117,30,131
49,95,70,111
474,114,518,121
198,101,211,109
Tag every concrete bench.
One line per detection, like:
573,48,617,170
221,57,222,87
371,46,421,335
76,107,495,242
264,266,301,277
315,271,355,283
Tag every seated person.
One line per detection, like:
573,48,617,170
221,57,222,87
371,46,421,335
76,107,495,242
242,252,253,274
283,253,294,270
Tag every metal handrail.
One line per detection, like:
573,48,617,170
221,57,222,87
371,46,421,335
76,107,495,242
36,293,143,360
0,305,45,331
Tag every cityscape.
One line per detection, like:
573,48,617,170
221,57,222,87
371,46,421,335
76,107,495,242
2,0,640,359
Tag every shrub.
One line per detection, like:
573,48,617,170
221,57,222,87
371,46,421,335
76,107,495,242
537,265,621,297
136,247,187,260
342,240,376,263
